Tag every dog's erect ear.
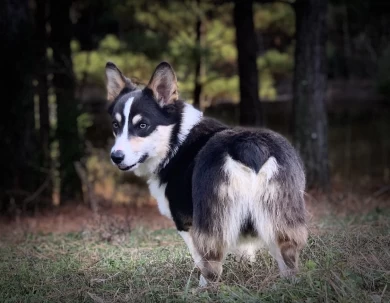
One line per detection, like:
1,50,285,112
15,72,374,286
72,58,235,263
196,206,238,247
105,62,136,102
146,62,178,105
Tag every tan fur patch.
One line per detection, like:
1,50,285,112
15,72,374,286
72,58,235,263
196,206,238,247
132,114,142,125
128,136,144,153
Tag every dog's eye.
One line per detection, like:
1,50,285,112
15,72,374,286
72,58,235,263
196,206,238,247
112,122,119,129
139,123,147,129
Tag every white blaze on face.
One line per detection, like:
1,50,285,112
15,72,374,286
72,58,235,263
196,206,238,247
111,97,134,165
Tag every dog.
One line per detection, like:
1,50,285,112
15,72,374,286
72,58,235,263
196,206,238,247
105,61,308,286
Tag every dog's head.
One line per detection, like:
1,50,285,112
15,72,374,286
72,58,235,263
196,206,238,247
105,62,182,175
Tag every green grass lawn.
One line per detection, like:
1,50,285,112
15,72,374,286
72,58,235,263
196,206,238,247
1,211,389,303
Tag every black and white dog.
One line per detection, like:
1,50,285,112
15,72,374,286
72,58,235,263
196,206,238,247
105,62,307,286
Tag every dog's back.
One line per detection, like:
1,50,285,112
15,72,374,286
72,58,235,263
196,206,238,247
190,126,307,282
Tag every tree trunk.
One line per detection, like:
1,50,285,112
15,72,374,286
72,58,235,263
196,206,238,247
0,0,41,213
293,0,330,190
234,0,263,126
342,3,352,79
34,0,52,202
49,0,82,202
193,0,204,109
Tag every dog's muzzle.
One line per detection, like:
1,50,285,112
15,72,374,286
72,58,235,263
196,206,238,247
111,151,148,171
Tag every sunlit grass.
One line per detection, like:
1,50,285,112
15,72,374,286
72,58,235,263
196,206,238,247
0,211,389,302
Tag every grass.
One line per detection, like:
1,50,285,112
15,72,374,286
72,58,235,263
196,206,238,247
0,211,389,303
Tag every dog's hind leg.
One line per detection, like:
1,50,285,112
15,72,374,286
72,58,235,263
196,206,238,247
178,231,211,286
179,231,224,287
268,239,296,277
178,231,202,265
190,231,226,286
268,226,308,277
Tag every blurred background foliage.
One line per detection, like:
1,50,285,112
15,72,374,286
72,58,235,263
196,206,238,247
72,1,297,103
1,0,389,214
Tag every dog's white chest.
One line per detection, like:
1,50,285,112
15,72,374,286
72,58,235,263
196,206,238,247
148,178,172,219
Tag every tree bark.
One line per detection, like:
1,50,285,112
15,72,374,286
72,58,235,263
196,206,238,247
293,0,330,189
193,0,204,109
34,0,52,201
0,0,40,213
49,0,82,202
234,0,263,126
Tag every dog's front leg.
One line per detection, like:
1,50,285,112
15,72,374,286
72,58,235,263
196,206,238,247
178,231,207,287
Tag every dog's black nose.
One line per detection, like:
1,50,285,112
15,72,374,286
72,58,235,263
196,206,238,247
111,150,125,164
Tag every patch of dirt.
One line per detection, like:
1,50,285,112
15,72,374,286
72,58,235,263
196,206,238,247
0,203,174,236
304,183,390,221
0,182,388,237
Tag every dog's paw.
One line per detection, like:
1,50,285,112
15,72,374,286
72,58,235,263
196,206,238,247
199,275,208,287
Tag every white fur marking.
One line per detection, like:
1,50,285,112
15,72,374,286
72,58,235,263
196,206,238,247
132,114,142,125
260,156,279,183
230,236,264,262
178,103,203,144
115,113,122,123
122,97,133,138
148,178,171,219
178,231,202,265
111,97,134,154
133,124,174,177
160,103,202,168
218,156,280,249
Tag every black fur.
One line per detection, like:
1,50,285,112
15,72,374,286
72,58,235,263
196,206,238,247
158,118,227,231
160,125,304,234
